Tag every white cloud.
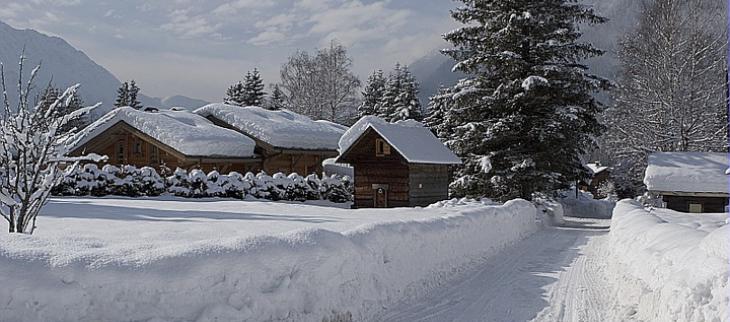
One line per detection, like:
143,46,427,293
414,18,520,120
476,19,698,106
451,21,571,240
212,0,276,15
160,9,223,39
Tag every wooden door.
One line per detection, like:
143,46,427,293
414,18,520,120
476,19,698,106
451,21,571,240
373,184,389,208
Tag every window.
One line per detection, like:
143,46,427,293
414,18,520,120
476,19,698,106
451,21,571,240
116,142,125,164
133,140,143,155
689,203,703,213
150,145,159,164
375,139,391,157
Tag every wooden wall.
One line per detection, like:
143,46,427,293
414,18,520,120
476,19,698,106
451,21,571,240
263,153,323,176
663,195,728,213
408,164,451,207
341,129,410,208
72,123,260,174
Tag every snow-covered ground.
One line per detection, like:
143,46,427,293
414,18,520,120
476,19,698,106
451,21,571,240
607,201,728,321
377,217,614,322
0,196,540,322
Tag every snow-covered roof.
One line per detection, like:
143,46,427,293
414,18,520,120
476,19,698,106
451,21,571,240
194,103,345,151
338,116,462,165
585,162,609,175
69,107,256,158
644,152,729,194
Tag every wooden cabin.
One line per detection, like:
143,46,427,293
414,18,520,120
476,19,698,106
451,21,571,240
195,104,345,175
579,162,611,198
644,152,729,213
337,116,461,208
68,107,260,173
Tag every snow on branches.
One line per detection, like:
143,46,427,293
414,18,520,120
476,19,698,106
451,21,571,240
0,54,104,233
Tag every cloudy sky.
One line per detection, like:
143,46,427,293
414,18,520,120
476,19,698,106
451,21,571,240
0,0,458,102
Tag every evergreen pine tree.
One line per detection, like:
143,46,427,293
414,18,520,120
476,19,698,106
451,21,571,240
267,84,286,110
378,64,404,121
392,66,422,121
224,82,245,106
358,69,386,118
444,0,609,201
114,82,129,108
424,87,455,140
243,69,266,106
128,80,142,109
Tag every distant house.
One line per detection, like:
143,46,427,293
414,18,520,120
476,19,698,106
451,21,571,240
68,107,260,173
579,162,611,198
337,116,462,208
644,152,729,213
195,104,345,175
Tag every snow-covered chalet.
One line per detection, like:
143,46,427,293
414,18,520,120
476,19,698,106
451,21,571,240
337,116,462,208
68,104,345,175
644,152,729,213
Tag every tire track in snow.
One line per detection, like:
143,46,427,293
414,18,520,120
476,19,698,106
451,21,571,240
375,218,614,322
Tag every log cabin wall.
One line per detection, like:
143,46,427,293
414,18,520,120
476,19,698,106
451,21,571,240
71,122,261,174
408,164,451,207
663,195,729,213
262,153,325,175
341,129,410,208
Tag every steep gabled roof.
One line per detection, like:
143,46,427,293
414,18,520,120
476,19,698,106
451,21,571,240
644,152,729,194
194,103,345,151
68,107,256,158
338,116,462,165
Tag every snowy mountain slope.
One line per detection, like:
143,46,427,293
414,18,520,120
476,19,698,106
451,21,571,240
0,21,207,115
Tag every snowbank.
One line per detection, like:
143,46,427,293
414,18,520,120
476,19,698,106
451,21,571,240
338,116,462,165
194,103,345,150
69,107,256,158
0,199,539,322
559,190,615,219
607,200,729,321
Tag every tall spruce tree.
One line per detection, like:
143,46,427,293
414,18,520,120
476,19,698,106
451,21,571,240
243,69,266,106
444,0,609,201
114,81,142,109
267,84,286,110
114,82,129,108
392,66,422,121
378,64,404,121
225,81,245,106
424,87,456,140
128,80,142,109
358,69,386,118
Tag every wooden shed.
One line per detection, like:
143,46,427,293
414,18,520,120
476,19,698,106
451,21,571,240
195,104,345,175
337,117,462,208
68,107,260,173
644,152,729,213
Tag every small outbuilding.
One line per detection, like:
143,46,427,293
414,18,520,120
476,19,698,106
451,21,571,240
579,162,611,198
337,116,462,208
644,152,729,213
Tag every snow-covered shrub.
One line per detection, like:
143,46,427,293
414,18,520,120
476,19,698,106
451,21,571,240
0,57,104,233
76,164,108,196
250,172,274,199
222,172,250,199
270,172,291,201
138,167,165,196
205,171,225,197
304,174,322,200
320,174,352,203
167,168,192,197
284,173,310,202
188,169,208,198
596,180,618,201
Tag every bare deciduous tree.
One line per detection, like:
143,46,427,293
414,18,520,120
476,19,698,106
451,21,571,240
279,40,361,123
0,54,104,234
602,0,728,194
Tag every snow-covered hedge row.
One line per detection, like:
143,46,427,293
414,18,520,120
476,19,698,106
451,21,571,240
0,200,539,322
607,201,728,321
558,190,615,219
52,164,352,203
